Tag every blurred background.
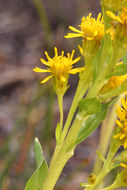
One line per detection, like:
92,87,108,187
0,0,101,189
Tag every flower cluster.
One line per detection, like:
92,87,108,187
33,47,85,94
114,97,127,149
65,13,104,43
107,7,127,55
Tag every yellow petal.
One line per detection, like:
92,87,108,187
116,119,123,128
40,58,50,66
68,67,85,74
71,49,75,60
121,98,127,111
69,26,83,34
54,47,58,57
45,51,51,61
106,11,123,24
33,67,50,73
124,140,127,149
120,134,125,140
40,75,53,84
120,163,127,168
71,56,81,65
64,33,83,38
78,45,83,55
114,133,121,139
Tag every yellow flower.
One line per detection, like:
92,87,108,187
100,62,127,94
33,47,85,94
100,75,127,94
65,13,104,43
107,7,127,26
114,97,127,149
65,13,104,59
106,7,127,56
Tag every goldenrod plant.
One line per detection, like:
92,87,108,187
25,0,127,190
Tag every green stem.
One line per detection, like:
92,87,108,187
41,114,84,190
93,93,125,174
61,68,91,142
91,142,120,190
57,94,64,129
101,184,117,190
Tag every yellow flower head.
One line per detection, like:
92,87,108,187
100,75,127,94
107,7,127,26
114,97,127,149
100,61,127,94
106,7,127,55
33,47,85,94
65,13,104,43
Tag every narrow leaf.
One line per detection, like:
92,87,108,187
76,98,117,144
107,63,127,78
25,138,48,190
78,97,101,115
34,137,43,168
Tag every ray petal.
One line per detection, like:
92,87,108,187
116,119,123,128
40,75,53,84
40,58,50,66
120,163,127,168
122,98,127,111
124,140,127,149
33,67,51,73
64,33,83,38
68,67,85,74
106,11,123,24
69,26,84,33
45,51,51,61
71,57,81,65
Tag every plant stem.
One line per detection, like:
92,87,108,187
61,68,91,142
57,94,64,129
41,115,84,190
90,142,120,190
101,184,117,190
93,93,125,175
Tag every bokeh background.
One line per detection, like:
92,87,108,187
0,0,101,189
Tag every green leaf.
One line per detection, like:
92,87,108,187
78,97,101,115
34,138,43,168
76,98,117,144
25,138,48,190
96,151,106,162
107,63,127,78
55,123,61,145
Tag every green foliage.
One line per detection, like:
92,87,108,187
107,63,127,77
96,151,106,163
76,98,117,144
25,138,48,190
78,97,101,115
